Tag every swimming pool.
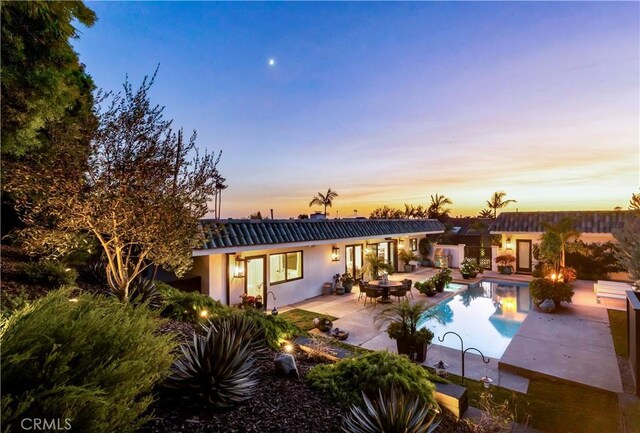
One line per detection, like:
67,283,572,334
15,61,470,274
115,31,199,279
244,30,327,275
418,280,532,359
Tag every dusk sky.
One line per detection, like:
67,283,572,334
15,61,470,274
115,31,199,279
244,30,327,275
75,2,639,218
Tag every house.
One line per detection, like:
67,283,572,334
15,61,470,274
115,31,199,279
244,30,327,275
188,218,445,307
489,211,633,274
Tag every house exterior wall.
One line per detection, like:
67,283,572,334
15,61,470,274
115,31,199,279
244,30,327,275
190,234,428,307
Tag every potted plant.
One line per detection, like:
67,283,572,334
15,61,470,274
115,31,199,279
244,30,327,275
374,300,434,362
529,277,574,307
415,280,437,297
313,315,333,332
495,254,516,274
333,273,345,295
398,249,419,273
459,258,481,279
341,272,355,293
418,238,433,267
433,268,452,292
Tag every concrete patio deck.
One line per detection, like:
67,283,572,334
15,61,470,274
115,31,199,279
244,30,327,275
282,271,625,395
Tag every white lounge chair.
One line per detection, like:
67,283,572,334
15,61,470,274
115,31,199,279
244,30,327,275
593,280,632,303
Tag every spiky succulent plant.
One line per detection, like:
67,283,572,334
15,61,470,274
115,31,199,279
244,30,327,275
342,387,441,433
105,276,164,309
165,315,261,407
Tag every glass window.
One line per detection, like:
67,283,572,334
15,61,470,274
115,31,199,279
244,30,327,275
411,238,418,251
269,251,303,284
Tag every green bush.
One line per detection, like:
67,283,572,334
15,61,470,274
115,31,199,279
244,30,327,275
157,281,230,323
529,277,574,305
1,289,176,433
241,307,300,349
565,241,625,280
0,290,30,319
17,260,77,288
306,351,439,409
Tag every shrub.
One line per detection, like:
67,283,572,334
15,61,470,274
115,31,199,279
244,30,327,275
17,260,77,288
529,277,574,305
560,266,577,283
415,280,436,296
157,281,230,323
565,240,625,280
77,259,108,287
342,387,441,433
1,289,176,433
0,290,30,319
242,307,299,349
165,315,260,407
104,276,164,309
306,351,439,409
494,254,515,266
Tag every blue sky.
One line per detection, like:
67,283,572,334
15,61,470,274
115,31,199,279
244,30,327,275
75,1,639,218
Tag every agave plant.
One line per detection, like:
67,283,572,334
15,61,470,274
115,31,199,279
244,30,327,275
165,315,260,407
342,387,441,433
105,276,164,309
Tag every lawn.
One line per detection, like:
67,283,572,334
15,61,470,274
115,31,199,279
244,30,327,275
433,371,619,433
279,308,338,331
608,308,628,357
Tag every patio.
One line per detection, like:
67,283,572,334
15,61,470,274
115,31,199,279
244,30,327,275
281,271,625,394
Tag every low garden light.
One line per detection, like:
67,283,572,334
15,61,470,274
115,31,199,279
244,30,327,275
68,298,79,303
271,306,279,316
480,375,494,388
199,310,209,318
434,360,449,378
283,343,294,353
550,273,557,282
331,245,340,262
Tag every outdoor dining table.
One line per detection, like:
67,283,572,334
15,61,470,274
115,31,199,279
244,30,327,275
367,280,403,303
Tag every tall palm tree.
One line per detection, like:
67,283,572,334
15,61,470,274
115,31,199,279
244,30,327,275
541,216,580,269
427,194,452,219
629,192,640,213
478,209,494,218
309,188,339,216
487,191,517,219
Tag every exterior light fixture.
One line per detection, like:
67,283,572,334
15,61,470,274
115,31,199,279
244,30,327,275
200,310,209,318
284,343,294,353
331,245,340,261
505,237,512,250
434,360,449,378
398,239,405,250
234,256,245,278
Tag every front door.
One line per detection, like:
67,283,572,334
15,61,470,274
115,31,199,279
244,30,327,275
245,256,266,299
516,240,532,273
345,244,364,278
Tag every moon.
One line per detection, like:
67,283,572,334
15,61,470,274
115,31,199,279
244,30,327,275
268,58,275,66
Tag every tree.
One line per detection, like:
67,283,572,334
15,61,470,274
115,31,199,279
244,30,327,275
370,206,404,219
297,214,309,219
10,72,225,300
1,1,98,237
248,211,263,219
478,209,494,218
629,192,640,213
539,217,580,272
309,188,339,216
486,191,517,219
613,216,640,283
427,194,452,219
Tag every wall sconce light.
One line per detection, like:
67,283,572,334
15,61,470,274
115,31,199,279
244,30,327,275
505,237,512,250
331,245,340,262
398,239,405,250
234,256,245,278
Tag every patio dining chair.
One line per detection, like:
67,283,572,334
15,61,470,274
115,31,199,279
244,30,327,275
357,279,369,302
403,279,414,299
364,287,382,307
390,286,408,302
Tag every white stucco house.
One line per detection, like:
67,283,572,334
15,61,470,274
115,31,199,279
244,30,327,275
187,218,445,308
489,210,633,274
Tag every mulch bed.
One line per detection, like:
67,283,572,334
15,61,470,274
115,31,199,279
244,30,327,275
139,351,346,433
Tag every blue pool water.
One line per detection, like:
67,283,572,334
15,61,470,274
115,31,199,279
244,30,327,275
419,280,532,359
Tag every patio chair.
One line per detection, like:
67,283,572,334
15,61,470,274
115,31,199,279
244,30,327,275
357,279,369,302
402,279,414,299
364,287,382,307
390,286,408,302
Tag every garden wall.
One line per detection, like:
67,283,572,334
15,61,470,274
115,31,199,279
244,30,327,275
627,291,640,397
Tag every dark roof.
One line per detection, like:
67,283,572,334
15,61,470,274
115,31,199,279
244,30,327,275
489,211,634,234
198,219,445,250
440,217,493,235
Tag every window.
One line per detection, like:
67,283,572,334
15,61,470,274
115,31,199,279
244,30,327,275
410,238,418,251
269,251,303,284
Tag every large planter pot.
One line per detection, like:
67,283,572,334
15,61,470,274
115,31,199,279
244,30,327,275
404,264,416,273
435,281,445,293
335,285,345,295
425,290,437,297
469,271,478,278
396,338,428,363
461,272,470,280
343,282,354,293
501,266,513,275
313,317,333,332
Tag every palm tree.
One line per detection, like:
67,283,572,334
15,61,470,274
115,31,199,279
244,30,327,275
309,188,339,216
427,194,452,219
541,216,581,269
629,192,640,213
486,191,517,219
478,209,494,218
